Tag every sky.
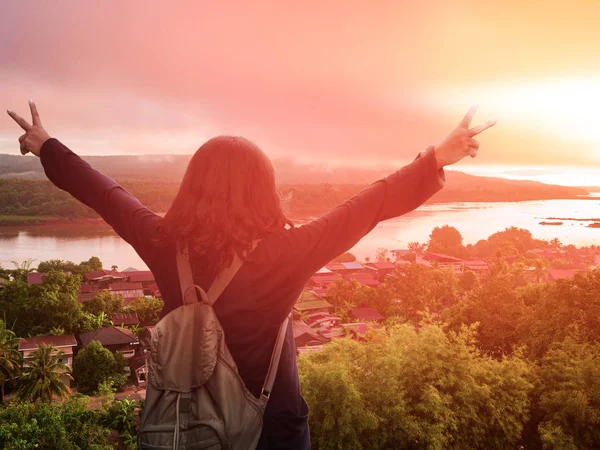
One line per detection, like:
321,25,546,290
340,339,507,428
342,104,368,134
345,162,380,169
1,1,600,185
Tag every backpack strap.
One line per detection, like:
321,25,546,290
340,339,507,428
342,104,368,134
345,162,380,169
260,313,291,403
176,242,245,305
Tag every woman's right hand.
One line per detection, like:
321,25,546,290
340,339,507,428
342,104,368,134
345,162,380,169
434,106,496,170
6,100,51,157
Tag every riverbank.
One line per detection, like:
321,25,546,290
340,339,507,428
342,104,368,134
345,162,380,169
0,215,109,227
2,191,597,228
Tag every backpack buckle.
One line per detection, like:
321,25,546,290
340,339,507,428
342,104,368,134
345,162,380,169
260,388,271,401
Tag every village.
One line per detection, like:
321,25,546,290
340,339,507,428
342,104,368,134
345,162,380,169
10,239,597,400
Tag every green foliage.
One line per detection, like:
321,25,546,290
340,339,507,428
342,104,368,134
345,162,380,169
537,338,600,449
444,280,526,357
38,256,102,276
0,270,84,337
516,269,600,360
427,225,467,258
299,323,534,449
375,247,391,263
73,341,127,395
0,320,21,403
16,344,72,404
472,227,546,258
458,269,480,291
128,296,163,326
82,291,124,317
100,397,142,450
0,395,113,449
385,263,459,323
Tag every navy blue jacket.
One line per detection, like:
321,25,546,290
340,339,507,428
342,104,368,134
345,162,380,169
40,138,445,449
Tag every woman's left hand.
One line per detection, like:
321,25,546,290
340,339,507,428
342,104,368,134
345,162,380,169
7,100,51,157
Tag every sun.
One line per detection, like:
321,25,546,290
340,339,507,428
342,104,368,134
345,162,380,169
430,77,600,145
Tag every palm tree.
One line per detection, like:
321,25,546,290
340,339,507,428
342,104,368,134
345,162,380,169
533,259,549,283
17,344,72,403
0,321,21,403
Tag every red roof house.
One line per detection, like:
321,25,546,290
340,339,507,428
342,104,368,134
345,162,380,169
108,282,145,303
18,334,77,388
292,321,328,348
110,312,140,327
126,271,155,284
78,326,139,357
27,272,48,285
547,269,585,281
85,270,126,283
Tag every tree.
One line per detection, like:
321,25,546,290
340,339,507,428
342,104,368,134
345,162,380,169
459,269,480,291
408,241,427,255
427,225,466,258
326,279,377,311
73,340,127,395
16,344,72,403
517,269,600,360
10,259,36,283
26,270,84,336
375,248,390,263
38,256,103,276
298,322,534,449
83,291,124,317
384,263,459,323
443,280,525,357
473,227,541,258
129,296,164,326
549,238,562,250
0,320,21,403
537,338,600,449
532,258,549,283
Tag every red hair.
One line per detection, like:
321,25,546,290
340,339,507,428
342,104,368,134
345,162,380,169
158,136,292,277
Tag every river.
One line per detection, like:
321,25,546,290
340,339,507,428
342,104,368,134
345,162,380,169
2,198,600,270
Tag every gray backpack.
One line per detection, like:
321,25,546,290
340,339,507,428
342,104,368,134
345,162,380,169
138,246,290,449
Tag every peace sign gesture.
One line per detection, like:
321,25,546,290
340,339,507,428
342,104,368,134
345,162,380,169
6,100,51,157
434,105,496,169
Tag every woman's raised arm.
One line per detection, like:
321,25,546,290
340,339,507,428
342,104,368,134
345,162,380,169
263,106,496,314
7,101,160,260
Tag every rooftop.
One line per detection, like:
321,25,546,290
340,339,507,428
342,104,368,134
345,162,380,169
27,272,48,285
294,299,333,312
85,270,125,281
126,271,155,283
109,282,144,291
18,334,77,351
547,269,584,280
365,262,396,270
422,252,464,263
79,326,138,347
110,312,140,326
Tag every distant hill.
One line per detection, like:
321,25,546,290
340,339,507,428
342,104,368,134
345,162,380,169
0,153,589,220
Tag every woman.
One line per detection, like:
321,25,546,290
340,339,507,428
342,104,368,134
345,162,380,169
7,101,494,449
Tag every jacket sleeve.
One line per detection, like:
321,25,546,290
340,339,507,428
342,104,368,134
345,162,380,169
257,147,445,322
39,138,160,261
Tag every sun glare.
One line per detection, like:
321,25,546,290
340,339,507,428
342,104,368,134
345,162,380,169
431,77,600,147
